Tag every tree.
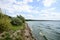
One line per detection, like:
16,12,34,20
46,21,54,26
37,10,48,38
11,18,23,26
17,15,25,23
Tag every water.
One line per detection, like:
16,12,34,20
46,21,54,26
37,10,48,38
27,21,60,40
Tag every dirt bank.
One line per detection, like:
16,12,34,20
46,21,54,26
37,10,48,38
24,23,36,40
0,23,36,40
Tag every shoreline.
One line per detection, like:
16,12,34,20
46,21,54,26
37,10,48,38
24,23,36,40
0,23,36,40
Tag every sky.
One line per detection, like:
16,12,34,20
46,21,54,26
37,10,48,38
0,0,60,20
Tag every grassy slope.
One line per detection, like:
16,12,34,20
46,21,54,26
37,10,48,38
11,23,25,31
0,12,26,40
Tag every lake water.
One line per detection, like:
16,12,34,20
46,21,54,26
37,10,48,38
27,21,60,40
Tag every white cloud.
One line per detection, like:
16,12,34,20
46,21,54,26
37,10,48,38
0,0,33,13
20,14,35,19
37,0,40,2
42,0,56,7
23,0,33,4
37,7,60,20
0,0,39,18
40,7,56,13
0,0,60,20
37,12,60,20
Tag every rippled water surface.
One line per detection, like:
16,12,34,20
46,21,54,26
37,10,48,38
27,21,60,40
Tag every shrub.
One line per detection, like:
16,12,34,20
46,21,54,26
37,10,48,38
17,15,25,23
11,18,23,26
0,12,12,33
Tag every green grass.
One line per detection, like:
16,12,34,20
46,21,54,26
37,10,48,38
11,24,25,31
0,10,25,32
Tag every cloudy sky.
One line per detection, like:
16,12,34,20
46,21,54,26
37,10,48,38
0,0,60,20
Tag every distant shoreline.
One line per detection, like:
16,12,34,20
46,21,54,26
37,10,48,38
26,20,60,21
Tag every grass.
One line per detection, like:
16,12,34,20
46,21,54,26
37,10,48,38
0,9,26,40
11,23,25,31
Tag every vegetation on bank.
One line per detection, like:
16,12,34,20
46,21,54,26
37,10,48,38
0,9,25,40
0,9,25,31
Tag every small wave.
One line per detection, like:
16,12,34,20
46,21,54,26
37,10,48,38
39,32,44,36
39,32,48,40
56,27,60,29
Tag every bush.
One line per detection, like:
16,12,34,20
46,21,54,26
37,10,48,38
0,13,12,32
17,15,25,23
11,18,23,26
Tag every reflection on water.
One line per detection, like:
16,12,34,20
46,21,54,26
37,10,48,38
27,21,60,40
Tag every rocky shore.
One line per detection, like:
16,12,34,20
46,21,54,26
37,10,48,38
24,23,36,40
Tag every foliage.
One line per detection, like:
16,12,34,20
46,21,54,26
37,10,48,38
0,12,12,32
0,31,25,40
11,18,23,26
0,9,25,32
0,9,25,40
17,15,25,23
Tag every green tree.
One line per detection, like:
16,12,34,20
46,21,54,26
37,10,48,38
11,18,23,26
17,15,25,23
